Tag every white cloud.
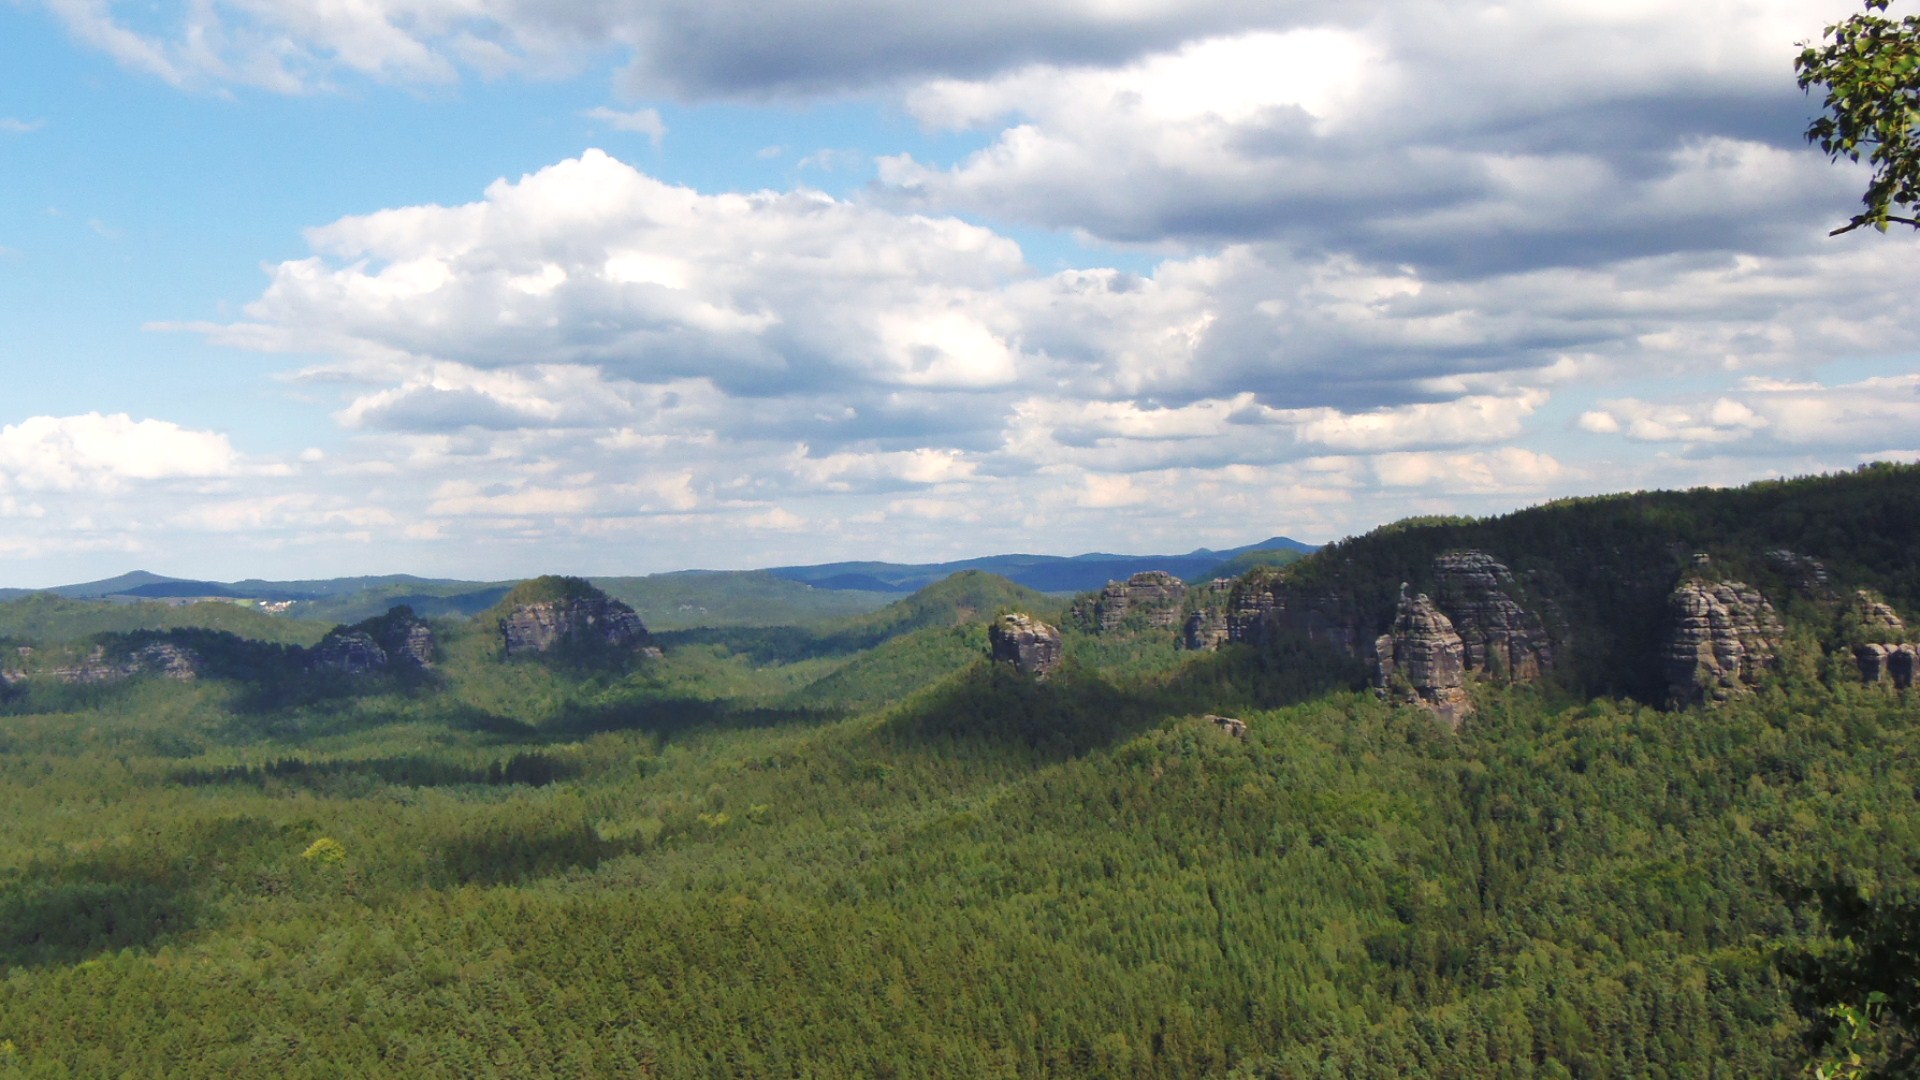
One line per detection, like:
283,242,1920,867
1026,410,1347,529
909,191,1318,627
1586,375,1920,452
0,413,238,492
0,118,43,134
584,106,667,147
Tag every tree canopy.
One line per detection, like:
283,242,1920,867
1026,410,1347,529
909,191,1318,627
1799,0,1920,234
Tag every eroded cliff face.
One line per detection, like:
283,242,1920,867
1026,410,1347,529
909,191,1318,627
1663,579,1784,707
1850,590,1915,688
45,642,202,684
311,607,438,675
1434,551,1553,683
1225,575,1362,654
501,595,661,659
1076,571,1189,633
1183,580,1234,650
1372,591,1473,730
989,613,1063,678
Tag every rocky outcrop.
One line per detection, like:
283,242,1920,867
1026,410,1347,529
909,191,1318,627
311,607,438,675
1768,549,1834,599
1856,644,1918,689
1372,591,1473,729
501,592,660,659
310,630,389,675
1205,714,1248,740
1433,551,1553,683
989,613,1063,679
1077,571,1189,633
46,642,202,684
1183,580,1234,650
1850,591,1915,688
1226,576,1362,654
1663,579,1784,707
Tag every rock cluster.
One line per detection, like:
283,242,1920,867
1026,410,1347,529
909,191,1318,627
1204,714,1248,740
311,607,437,675
1850,591,1916,688
1225,578,1362,654
501,592,661,659
1767,549,1834,598
1372,591,1474,730
1663,579,1784,707
46,642,202,684
1182,580,1233,650
1433,551,1553,682
1078,571,1188,633
989,613,1063,678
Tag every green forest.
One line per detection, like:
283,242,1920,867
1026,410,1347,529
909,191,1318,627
2,466,1919,1077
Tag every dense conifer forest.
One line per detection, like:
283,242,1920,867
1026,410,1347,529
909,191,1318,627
2,466,1919,1076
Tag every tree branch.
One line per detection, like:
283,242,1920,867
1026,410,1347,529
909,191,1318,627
1831,214,1920,235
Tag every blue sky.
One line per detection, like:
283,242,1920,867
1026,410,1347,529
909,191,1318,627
1,0,1916,586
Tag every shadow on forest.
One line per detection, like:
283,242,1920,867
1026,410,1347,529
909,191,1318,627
0,878,192,969
169,751,582,793
886,636,1367,759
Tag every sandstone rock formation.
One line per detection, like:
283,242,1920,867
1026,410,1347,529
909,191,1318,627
500,582,661,659
47,641,202,684
1183,580,1233,650
1663,579,1783,707
1856,643,1918,689
311,607,438,675
1433,550,1553,683
1077,571,1189,633
1372,591,1474,729
1849,590,1915,688
1767,549,1834,598
310,630,389,675
989,613,1063,679
1205,714,1248,740
1225,575,1361,653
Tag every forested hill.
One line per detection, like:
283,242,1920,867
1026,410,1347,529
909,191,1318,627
0,466,1918,1077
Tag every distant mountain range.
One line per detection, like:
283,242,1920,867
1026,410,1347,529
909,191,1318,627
0,536,1318,613
764,536,1316,593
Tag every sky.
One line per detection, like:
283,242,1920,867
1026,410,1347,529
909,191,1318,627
1,0,1917,586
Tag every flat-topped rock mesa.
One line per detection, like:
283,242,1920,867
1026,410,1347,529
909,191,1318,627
311,606,437,675
1372,591,1474,730
499,576,662,659
1182,579,1234,650
989,612,1063,679
46,641,203,685
1433,550,1554,683
1225,571,1363,654
1075,571,1189,633
1663,578,1784,707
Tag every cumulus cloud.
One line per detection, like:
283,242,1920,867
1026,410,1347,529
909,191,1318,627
34,0,1327,96
0,413,238,492
584,106,667,146
1582,375,1920,454
879,2,1863,273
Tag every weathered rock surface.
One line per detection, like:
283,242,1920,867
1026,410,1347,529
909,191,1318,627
1856,643,1918,688
1077,571,1188,633
1433,550,1553,683
502,595,660,659
1182,580,1234,650
1226,576,1361,654
310,630,389,675
1372,591,1473,729
1205,714,1248,740
1768,549,1835,598
989,613,1064,679
46,642,203,684
311,607,438,675
1663,579,1783,707
1852,590,1907,636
